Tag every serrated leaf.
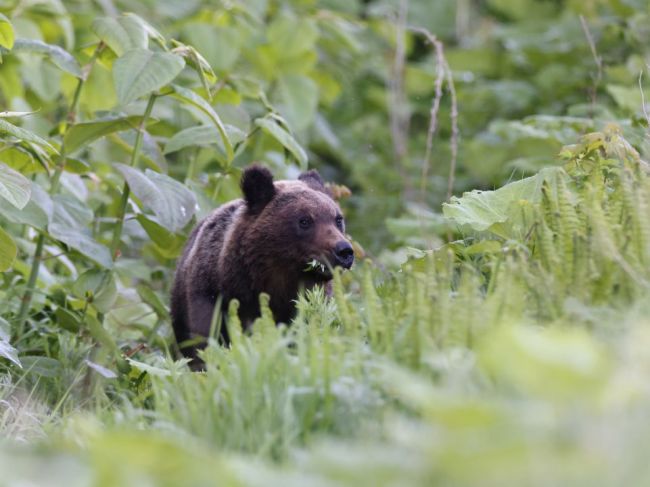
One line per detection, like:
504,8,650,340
0,118,58,153
64,115,145,154
0,13,14,50
13,38,81,77
116,164,196,233
92,16,147,57
0,226,16,271
169,84,233,163
0,162,30,208
114,49,184,105
255,117,308,169
49,194,113,268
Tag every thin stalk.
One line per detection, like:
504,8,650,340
17,45,103,330
109,93,157,259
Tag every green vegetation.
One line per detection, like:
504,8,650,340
1,0,650,485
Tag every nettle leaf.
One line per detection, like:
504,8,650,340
0,162,30,208
255,117,308,169
114,49,185,105
0,13,15,50
164,124,246,155
92,16,148,57
169,84,233,163
0,118,58,153
49,194,113,268
64,115,145,154
12,39,82,77
0,226,17,271
116,164,196,233
443,167,561,239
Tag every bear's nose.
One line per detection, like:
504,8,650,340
334,241,354,269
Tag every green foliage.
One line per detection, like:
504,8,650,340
1,0,650,485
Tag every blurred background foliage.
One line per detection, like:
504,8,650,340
1,0,650,485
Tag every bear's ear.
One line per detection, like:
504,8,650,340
299,169,332,197
241,165,276,213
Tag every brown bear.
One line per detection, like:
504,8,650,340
170,165,354,361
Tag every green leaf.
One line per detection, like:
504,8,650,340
0,162,30,209
85,359,117,379
168,84,233,163
49,195,113,268
0,338,20,367
54,307,81,333
73,269,118,314
0,183,51,230
84,314,118,353
268,16,318,58
115,164,196,233
0,226,16,272
171,41,217,96
136,214,185,258
255,117,308,169
0,118,58,153
164,124,245,155
13,38,82,77
92,16,147,57
136,284,168,320
0,13,15,50
277,74,318,131
443,167,561,239
64,115,145,154
114,49,184,105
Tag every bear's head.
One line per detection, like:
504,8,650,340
240,165,354,283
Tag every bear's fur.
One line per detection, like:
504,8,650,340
170,165,354,361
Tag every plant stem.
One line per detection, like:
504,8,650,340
109,93,158,260
16,46,103,330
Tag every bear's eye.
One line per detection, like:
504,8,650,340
299,217,312,230
335,215,344,230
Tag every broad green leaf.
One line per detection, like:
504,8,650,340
0,183,51,230
64,115,145,153
0,226,16,271
85,314,118,352
49,194,113,268
92,16,147,57
277,74,318,131
255,117,308,169
169,84,233,163
0,13,14,50
124,13,167,49
268,16,318,58
0,162,30,208
73,269,118,314
54,307,81,333
127,358,171,377
136,284,168,319
114,49,184,105
443,167,561,239
164,124,245,155
0,316,9,340
13,38,82,77
0,118,58,153
136,214,185,258
116,164,196,233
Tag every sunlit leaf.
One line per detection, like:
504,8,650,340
116,164,196,233
0,13,15,50
0,118,58,153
